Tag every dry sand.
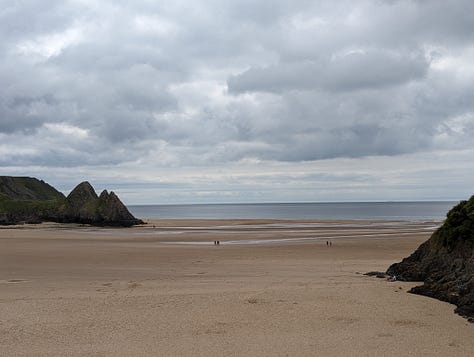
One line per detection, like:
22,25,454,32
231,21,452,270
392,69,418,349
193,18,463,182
0,219,472,356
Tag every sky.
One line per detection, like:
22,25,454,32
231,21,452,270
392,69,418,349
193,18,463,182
1,0,474,204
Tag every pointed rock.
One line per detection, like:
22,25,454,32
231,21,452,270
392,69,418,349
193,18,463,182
97,191,143,226
61,183,143,226
67,181,98,203
62,182,100,223
99,189,109,200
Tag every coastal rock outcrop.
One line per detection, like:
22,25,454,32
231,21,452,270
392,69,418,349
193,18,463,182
0,176,143,227
59,182,143,226
387,195,474,321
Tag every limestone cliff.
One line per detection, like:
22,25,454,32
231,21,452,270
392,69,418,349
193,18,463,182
387,196,474,321
59,182,143,226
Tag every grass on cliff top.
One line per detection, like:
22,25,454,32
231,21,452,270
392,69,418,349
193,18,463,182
0,176,64,201
436,195,474,249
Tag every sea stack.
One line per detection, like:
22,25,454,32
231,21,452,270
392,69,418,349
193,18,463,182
59,181,144,227
387,195,474,321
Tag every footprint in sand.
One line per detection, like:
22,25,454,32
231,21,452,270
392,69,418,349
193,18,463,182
246,297,270,304
96,282,115,292
128,281,141,290
391,319,426,327
1,279,29,283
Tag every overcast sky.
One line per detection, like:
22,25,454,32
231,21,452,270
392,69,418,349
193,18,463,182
1,0,473,204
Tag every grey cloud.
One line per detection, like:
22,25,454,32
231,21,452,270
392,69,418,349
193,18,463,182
0,94,65,134
0,111,42,134
0,0,473,170
367,0,474,46
228,51,428,93
261,123,432,162
0,0,76,41
0,127,157,167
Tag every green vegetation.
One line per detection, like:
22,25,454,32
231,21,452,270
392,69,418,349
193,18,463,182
0,176,64,201
0,197,65,216
0,176,66,223
436,195,474,249
16,178,64,200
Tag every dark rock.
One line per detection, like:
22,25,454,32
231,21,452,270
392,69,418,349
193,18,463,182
387,195,474,321
97,190,142,226
364,271,388,278
58,182,144,227
67,181,99,208
60,181,101,223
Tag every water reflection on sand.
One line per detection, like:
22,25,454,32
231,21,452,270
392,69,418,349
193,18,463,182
63,220,441,246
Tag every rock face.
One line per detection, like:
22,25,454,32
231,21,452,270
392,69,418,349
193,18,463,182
387,196,474,321
0,176,143,227
59,182,143,226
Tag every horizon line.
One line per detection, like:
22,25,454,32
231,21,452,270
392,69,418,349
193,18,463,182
128,199,459,206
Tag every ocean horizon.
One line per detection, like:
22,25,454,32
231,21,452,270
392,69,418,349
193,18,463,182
129,201,458,221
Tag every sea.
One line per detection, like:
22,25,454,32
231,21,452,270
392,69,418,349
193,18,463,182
129,201,458,221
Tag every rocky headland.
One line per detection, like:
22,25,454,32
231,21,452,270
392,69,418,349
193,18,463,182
387,195,474,321
0,176,143,227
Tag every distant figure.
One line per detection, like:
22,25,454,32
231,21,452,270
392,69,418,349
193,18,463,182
217,240,220,245
326,241,329,246
329,241,332,247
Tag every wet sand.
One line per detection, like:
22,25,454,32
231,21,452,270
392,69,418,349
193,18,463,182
0,219,472,356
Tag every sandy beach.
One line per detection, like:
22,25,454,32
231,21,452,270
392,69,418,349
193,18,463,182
1,219,472,356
